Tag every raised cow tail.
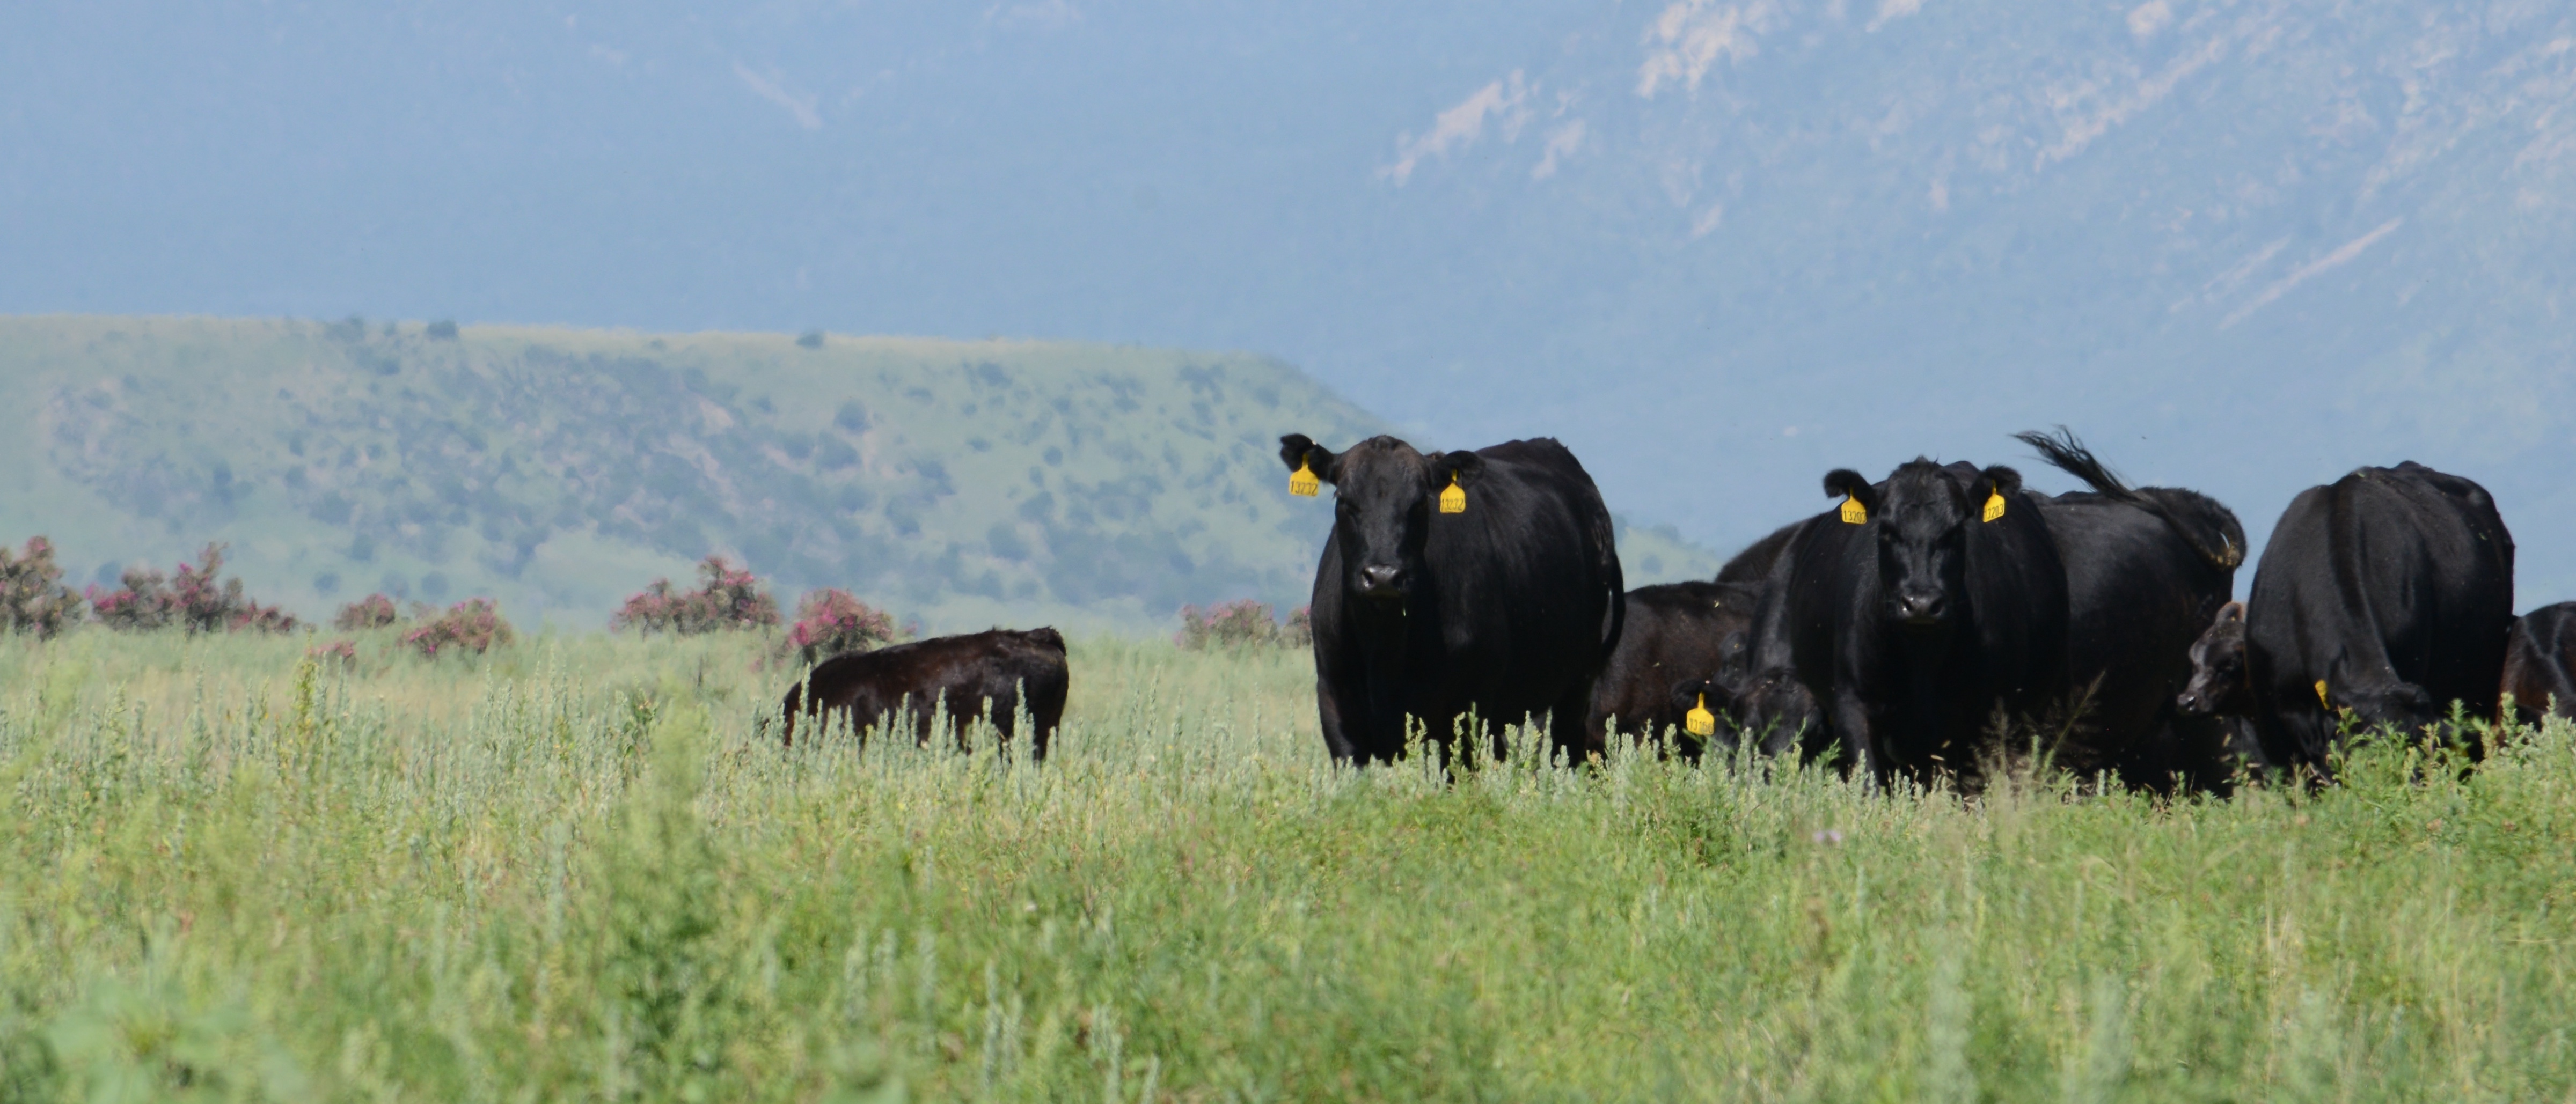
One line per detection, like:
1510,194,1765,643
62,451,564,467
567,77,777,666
2017,425,2244,569
2014,426,2138,502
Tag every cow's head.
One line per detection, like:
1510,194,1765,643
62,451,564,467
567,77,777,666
1280,433,1481,601
1831,460,2020,628
1700,667,1825,758
2177,601,2251,717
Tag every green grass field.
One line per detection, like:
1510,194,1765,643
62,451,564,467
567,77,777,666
2,630,2573,1101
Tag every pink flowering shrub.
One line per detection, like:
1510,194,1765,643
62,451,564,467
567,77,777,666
778,588,902,667
334,593,405,630
402,598,515,658
308,638,360,668
87,543,298,634
0,536,85,638
612,556,782,635
1177,600,1311,650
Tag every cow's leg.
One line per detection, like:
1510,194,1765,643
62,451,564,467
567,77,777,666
1315,678,1364,763
1831,687,1886,787
1553,679,1604,764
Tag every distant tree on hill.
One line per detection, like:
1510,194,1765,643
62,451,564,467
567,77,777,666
427,319,459,340
796,329,826,349
87,543,298,634
0,536,85,638
612,556,782,635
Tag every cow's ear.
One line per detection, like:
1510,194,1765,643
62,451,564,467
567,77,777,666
2214,600,2245,626
1430,450,1484,488
1971,465,2024,502
1823,468,1880,514
1279,433,1339,483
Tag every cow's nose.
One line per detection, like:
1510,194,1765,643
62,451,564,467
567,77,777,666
2176,690,2205,715
1896,592,1945,622
1359,564,1402,591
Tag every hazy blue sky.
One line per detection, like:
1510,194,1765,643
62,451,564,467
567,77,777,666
8,1,2574,603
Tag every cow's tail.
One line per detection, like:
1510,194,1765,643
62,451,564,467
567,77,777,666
2014,426,2139,502
2016,426,2245,570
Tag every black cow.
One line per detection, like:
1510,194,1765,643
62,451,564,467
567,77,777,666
2502,603,2576,724
2178,462,2514,770
780,628,1070,759
1280,433,1624,764
1587,580,1760,757
2015,429,2246,793
1776,459,2069,787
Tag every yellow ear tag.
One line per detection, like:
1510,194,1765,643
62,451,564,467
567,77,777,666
1288,460,1320,497
1982,489,2007,523
1685,694,1717,738
1439,473,1466,514
2315,680,2330,708
1839,495,1867,525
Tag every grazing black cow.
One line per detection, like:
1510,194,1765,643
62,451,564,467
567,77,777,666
2015,429,2246,793
1776,459,2069,787
780,628,1070,759
2179,462,2514,771
2502,603,2576,724
1587,580,1760,756
1280,433,1624,764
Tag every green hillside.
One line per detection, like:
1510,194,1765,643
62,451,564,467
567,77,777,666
0,315,1719,630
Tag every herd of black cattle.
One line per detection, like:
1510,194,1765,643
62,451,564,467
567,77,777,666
780,426,2576,793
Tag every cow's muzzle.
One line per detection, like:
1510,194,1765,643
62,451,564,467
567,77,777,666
1892,591,1947,625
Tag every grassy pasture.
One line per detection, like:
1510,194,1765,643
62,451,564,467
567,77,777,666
1,631,2573,1101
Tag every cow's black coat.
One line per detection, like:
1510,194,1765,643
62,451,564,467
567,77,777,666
2193,462,2515,769
1777,458,2070,786
1716,521,1802,584
1282,433,1624,763
1587,580,1759,757
2502,603,2576,724
780,628,1070,759
2016,430,2245,793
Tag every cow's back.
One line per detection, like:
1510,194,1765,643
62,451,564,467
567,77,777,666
2038,490,2238,791
2504,604,2576,724
2245,463,2514,764
784,628,1070,758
